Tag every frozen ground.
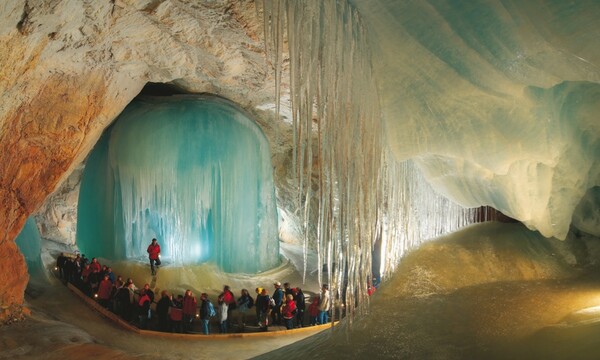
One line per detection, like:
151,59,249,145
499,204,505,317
5,223,600,360
0,242,326,360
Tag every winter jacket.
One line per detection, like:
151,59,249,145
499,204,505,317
147,244,161,260
282,300,297,320
182,295,197,315
97,279,113,300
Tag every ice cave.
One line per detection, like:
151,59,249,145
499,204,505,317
77,96,279,273
0,0,599,359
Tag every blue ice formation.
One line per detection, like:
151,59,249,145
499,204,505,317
15,218,44,277
77,96,279,273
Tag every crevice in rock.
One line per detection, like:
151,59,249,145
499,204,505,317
17,1,31,35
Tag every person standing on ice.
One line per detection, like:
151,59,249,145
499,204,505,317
147,238,161,275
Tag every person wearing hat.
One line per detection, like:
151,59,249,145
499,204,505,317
272,281,284,325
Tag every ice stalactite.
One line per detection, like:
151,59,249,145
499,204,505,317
77,96,279,274
375,155,498,281
261,0,383,322
261,0,494,321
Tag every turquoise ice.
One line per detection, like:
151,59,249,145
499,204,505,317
77,96,279,273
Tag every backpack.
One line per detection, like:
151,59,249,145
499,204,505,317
208,301,217,317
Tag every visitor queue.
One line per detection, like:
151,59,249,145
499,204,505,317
55,250,333,334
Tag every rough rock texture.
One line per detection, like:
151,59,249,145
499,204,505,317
0,0,295,323
34,164,83,246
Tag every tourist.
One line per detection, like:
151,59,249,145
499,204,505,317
96,274,113,308
236,288,254,332
254,287,263,324
89,268,102,296
283,282,293,297
220,285,236,331
256,288,271,331
272,281,284,325
56,253,67,280
169,295,184,333
115,283,132,320
217,294,229,333
182,289,197,333
293,287,306,327
105,267,115,283
79,263,91,294
281,293,297,330
318,284,331,324
114,275,124,289
143,283,155,303
156,291,171,332
199,293,215,335
89,257,102,272
147,238,161,275
137,289,152,329
308,295,320,326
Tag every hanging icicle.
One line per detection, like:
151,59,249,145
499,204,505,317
260,0,497,323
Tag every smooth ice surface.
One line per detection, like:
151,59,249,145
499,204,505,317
352,0,600,240
258,223,600,360
15,218,45,277
77,96,279,273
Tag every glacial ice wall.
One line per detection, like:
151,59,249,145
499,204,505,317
15,218,44,278
77,96,279,273
352,0,600,240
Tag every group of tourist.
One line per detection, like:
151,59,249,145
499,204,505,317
54,239,334,335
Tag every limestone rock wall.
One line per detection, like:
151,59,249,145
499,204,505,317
0,0,296,323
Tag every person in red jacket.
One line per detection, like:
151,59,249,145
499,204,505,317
89,257,102,272
281,294,297,329
96,274,113,309
182,289,197,333
308,295,320,326
219,285,236,332
147,238,161,275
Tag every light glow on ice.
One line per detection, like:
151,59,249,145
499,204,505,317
77,96,279,273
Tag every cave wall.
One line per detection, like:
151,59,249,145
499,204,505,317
0,0,294,323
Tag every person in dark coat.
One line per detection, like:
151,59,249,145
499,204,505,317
256,288,271,331
272,281,284,325
56,253,67,280
137,289,152,329
199,293,214,335
293,287,306,327
156,291,171,332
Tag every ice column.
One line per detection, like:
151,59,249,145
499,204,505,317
77,96,279,273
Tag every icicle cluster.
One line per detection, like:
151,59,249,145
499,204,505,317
260,0,494,322
261,0,381,322
375,156,498,280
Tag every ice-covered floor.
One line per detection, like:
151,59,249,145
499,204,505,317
5,223,600,360
0,242,327,360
